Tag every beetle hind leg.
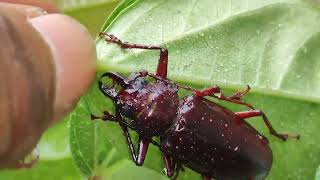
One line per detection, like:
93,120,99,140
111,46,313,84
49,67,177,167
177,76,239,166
235,110,300,141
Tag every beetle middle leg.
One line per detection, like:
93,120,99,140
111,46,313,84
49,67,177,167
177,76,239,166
235,110,300,141
99,32,168,79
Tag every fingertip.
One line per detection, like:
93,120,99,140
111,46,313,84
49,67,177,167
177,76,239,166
30,14,96,123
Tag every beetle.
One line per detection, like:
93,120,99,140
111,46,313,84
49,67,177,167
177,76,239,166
92,32,299,180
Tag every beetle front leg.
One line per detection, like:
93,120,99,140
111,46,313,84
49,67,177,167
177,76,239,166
119,124,139,163
100,32,168,78
162,154,174,178
235,110,300,141
92,111,154,166
136,137,150,166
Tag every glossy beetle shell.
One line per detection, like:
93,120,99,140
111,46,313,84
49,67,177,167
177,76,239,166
117,79,179,137
161,95,272,180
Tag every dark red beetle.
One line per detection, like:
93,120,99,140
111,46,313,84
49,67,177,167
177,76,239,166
92,33,299,180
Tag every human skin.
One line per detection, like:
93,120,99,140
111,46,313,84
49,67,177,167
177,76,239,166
0,1,96,167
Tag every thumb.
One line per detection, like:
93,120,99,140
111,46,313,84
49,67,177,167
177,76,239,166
0,2,96,167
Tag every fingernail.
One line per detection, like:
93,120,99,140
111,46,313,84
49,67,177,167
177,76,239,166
29,14,96,123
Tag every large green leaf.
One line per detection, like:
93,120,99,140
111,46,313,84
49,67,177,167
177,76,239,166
0,158,80,180
100,159,168,180
54,0,121,36
69,99,110,176
37,119,70,160
84,0,320,179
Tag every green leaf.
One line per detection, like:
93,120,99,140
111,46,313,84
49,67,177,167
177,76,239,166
90,0,320,180
0,158,81,180
316,165,320,180
101,159,168,180
54,0,121,36
37,119,71,160
69,95,112,176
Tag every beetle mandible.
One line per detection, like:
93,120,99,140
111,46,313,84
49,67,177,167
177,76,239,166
92,32,300,180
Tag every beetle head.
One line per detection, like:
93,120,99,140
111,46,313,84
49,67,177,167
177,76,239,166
99,72,148,101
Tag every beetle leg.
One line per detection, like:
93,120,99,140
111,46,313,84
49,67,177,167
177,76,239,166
191,85,254,109
100,32,168,78
136,137,150,166
91,111,117,122
228,85,251,100
171,163,183,180
119,124,139,163
235,110,300,141
162,154,175,178
116,111,150,166
92,112,161,150
92,111,141,164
